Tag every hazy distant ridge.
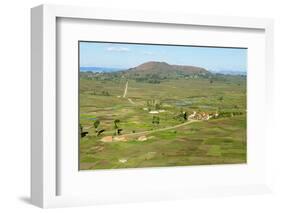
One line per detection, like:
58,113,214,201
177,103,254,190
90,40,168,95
80,61,246,79
80,66,123,73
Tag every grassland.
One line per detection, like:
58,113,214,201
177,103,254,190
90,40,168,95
79,75,246,170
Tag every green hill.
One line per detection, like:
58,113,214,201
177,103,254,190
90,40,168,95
121,61,211,83
80,61,211,83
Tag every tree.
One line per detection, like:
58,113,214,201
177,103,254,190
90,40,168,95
93,119,100,130
93,119,100,136
80,123,88,138
152,116,160,126
155,101,162,110
114,119,122,135
183,111,188,120
92,119,105,136
174,109,188,122
102,90,110,96
114,119,120,129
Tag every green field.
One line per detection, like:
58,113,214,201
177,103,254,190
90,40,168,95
79,76,247,170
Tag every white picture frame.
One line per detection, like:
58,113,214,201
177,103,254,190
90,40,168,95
31,4,274,208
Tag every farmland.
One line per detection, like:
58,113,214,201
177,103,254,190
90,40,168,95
79,66,247,170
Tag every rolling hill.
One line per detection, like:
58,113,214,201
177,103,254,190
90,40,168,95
80,61,211,83
120,61,210,77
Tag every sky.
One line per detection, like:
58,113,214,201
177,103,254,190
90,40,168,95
79,41,247,72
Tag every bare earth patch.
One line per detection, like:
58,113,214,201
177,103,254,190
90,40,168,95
114,136,128,142
101,136,113,142
138,135,148,141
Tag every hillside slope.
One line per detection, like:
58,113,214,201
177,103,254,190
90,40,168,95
80,61,211,82
121,61,210,77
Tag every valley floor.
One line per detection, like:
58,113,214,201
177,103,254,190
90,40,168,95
79,77,247,170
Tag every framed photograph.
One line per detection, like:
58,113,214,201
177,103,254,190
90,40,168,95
31,4,274,208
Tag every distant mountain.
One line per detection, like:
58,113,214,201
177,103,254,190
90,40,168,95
213,70,247,76
121,61,210,76
80,66,123,73
125,61,209,74
80,61,212,83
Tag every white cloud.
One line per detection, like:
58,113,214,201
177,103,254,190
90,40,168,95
106,46,130,52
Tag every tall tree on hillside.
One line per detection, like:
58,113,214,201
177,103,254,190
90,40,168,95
114,119,122,135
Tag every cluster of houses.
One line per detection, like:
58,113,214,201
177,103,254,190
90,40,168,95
142,102,221,121
188,111,219,121
143,107,220,121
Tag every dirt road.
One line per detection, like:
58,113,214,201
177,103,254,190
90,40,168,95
121,120,200,137
123,81,128,98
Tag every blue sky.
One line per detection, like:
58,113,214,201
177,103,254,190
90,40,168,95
79,41,247,72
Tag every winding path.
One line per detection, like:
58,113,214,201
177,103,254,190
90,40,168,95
121,120,200,137
127,98,136,105
123,81,128,98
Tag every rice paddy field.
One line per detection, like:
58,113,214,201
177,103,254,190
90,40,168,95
79,76,247,170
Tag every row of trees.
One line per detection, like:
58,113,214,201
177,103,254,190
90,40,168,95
80,118,123,138
80,114,162,138
135,73,162,84
89,90,110,96
146,99,163,110
173,109,188,122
